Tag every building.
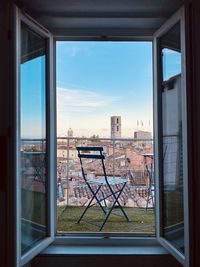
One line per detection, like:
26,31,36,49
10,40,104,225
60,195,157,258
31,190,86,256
57,147,78,160
67,128,73,137
134,130,152,139
111,116,121,138
1,1,200,267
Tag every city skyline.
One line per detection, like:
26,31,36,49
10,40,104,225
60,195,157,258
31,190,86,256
62,117,153,138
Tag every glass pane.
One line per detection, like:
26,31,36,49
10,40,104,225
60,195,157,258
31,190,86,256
162,49,181,81
20,22,47,255
160,23,184,254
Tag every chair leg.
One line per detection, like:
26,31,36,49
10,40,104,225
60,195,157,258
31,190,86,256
146,188,150,211
146,185,155,211
77,185,106,224
88,184,107,214
99,183,129,231
111,183,129,222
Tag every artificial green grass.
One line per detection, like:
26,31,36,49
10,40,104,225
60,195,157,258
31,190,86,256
57,206,155,234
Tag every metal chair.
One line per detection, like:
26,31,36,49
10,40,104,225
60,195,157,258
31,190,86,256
143,153,155,210
145,162,155,210
76,146,130,231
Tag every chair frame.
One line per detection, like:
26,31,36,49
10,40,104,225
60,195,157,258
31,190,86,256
145,163,155,210
76,146,129,231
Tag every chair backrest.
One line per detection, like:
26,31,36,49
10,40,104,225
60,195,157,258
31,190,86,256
77,146,105,159
76,146,107,183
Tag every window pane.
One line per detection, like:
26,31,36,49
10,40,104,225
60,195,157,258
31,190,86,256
160,23,184,254
162,48,181,81
20,22,47,255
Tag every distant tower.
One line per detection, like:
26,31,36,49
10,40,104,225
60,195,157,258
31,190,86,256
111,116,121,138
67,128,73,137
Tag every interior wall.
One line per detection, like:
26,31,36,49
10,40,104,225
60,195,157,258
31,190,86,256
0,1,11,266
0,1,199,267
186,0,200,266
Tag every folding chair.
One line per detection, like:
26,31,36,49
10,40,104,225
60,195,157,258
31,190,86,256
145,162,155,210
76,146,130,231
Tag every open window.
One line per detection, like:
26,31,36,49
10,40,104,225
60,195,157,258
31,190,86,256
13,3,189,267
14,7,55,266
153,7,189,266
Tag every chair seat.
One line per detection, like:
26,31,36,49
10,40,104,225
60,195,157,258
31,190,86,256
87,176,127,186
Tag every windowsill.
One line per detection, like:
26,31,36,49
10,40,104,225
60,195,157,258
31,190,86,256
41,236,169,256
41,244,168,255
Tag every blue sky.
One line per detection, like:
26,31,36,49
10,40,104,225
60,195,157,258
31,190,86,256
162,48,181,81
20,41,182,139
21,56,46,138
56,41,153,137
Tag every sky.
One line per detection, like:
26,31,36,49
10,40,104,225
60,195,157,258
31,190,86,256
56,41,153,137
162,48,181,81
21,56,46,139
20,41,182,139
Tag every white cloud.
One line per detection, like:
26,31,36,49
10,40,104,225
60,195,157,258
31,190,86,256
57,42,92,57
57,87,119,113
56,87,153,137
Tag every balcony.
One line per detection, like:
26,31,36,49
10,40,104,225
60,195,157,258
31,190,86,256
20,137,155,234
56,137,155,233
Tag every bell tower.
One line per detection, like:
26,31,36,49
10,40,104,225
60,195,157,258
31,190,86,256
111,116,121,138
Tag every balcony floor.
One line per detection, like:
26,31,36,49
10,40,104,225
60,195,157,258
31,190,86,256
57,206,155,233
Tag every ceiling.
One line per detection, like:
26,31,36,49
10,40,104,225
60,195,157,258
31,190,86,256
15,0,185,38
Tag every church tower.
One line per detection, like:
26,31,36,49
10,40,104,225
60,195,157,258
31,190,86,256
111,116,121,138
67,128,73,137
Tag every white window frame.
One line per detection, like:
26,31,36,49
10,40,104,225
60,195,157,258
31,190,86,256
14,6,56,267
53,37,156,241
153,6,189,267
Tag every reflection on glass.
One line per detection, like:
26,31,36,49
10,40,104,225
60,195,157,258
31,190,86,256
20,22,47,255
162,48,181,81
161,23,184,254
